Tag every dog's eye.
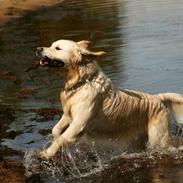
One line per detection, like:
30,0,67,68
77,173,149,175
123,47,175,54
56,47,62,50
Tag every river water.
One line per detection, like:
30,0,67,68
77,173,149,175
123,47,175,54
1,0,183,182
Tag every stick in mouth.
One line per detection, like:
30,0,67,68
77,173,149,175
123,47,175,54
25,61,40,72
25,57,65,72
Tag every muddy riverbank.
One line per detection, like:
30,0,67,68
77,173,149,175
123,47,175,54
0,159,25,183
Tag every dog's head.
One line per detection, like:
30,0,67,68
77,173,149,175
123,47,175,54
36,39,106,69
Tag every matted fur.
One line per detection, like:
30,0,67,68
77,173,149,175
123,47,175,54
37,39,183,159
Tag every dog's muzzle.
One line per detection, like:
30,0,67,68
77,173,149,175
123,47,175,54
39,57,65,68
36,47,65,68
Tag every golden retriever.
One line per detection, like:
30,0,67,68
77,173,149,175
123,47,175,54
36,39,183,159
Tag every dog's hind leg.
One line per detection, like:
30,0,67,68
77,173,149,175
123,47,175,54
158,93,183,124
148,110,170,148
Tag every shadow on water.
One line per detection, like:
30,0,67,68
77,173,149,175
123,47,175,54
0,0,183,183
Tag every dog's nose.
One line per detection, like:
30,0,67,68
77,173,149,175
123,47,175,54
36,47,43,56
37,47,43,52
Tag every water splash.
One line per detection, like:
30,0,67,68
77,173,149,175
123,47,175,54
40,141,106,182
24,136,183,183
24,148,42,177
24,140,107,182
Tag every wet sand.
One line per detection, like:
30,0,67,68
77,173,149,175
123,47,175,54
0,160,25,183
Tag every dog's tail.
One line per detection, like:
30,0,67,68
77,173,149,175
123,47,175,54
158,93,183,136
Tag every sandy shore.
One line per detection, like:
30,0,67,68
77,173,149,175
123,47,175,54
0,0,64,24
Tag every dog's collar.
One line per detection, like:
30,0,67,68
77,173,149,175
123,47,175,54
65,71,98,92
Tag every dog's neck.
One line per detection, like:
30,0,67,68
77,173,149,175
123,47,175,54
64,61,99,92
63,61,112,95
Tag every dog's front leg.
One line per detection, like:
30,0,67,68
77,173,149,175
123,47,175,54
52,115,71,138
39,117,88,159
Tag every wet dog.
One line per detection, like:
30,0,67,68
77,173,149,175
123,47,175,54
36,39,183,159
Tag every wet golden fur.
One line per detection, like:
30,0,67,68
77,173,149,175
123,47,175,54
37,39,183,159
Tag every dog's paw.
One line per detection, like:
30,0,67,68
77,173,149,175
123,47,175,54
38,150,52,160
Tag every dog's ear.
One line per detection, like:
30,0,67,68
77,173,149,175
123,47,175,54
87,51,106,56
77,40,92,49
82,49,106,57
72,46,106,65
77,40,106,56
80,49,106,64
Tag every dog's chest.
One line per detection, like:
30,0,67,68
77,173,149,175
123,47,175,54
60,87,98,117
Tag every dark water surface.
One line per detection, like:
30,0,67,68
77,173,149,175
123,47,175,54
1,0,183,182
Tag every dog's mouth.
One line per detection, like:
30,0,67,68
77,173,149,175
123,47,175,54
40,57,65,68
25,57,65,72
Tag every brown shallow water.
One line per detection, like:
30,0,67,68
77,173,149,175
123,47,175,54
1,0,183,182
